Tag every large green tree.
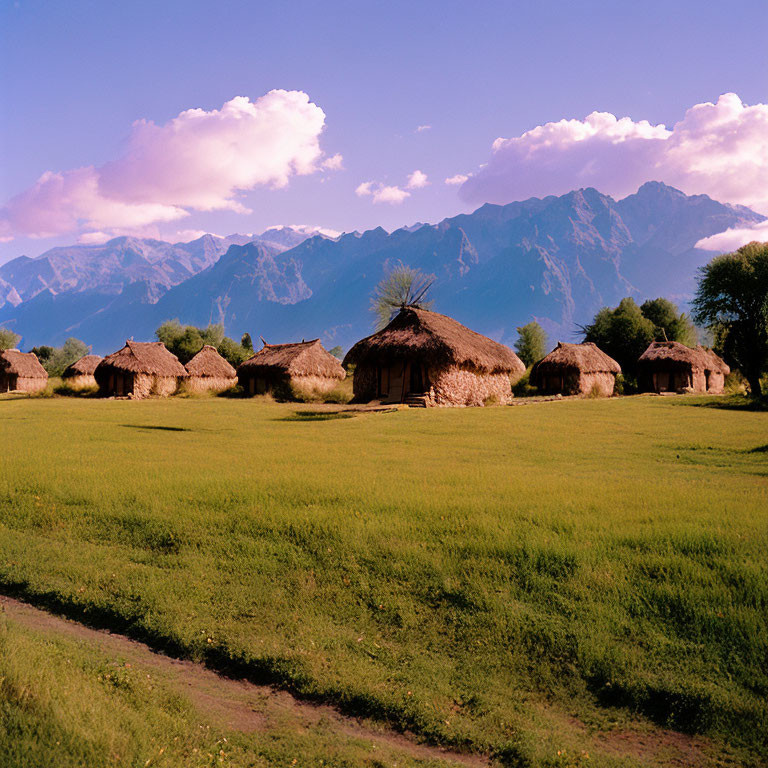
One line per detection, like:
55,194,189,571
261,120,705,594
640,298,697,346
514,321,547,367
692,241,768,397
0,327,21,351
371,262,435,330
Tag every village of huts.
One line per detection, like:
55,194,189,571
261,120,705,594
0,348,48,393
238,339,345,397
531,342,621,397
343,306,525,406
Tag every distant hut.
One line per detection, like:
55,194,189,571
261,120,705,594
238,339,345,397
638,341,730,394
531,342,620,397
95,341,187,398
62,354,102,389
184,345,237,393
343,307,525,407
0,349,48,393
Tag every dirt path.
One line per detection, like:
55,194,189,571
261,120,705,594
0,595,488,767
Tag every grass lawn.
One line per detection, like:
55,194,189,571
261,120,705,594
0,395,766,766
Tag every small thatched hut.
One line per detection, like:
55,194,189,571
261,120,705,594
95,341,187,398
343,307,525,406
237,339,345,397
62,354,102,389
0,349,48,393
531,342,621,397
638,341,730,394
184,345,237,393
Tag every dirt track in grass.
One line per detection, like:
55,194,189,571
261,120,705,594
0,595,489,767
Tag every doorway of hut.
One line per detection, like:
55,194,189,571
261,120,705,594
106,371,134,396
376,360,427,403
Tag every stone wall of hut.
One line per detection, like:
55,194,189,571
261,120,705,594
1,374,47,393
426,365,512,406
184,376,236,394
133,373,180,398
705,371,726,394
351,365,378,402
577,372,616,397
63,374,97,390
291,374,340,396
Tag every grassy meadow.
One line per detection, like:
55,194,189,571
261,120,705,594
0,394,766,766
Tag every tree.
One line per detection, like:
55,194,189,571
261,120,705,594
156,320,251,367
692,241,768,397
514,322,547,367
640,298,697,346
581,298,655,379
241,333,254,354
29,337,89,376
371,262,435,330
328,345,344,360
0,328,20,350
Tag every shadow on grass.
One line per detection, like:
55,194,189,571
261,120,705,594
279,410,355,422
121,424,192,432
671,395,768,412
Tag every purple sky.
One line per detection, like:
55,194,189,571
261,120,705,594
1,0,766,263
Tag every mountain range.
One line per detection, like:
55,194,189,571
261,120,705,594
0,182,763,354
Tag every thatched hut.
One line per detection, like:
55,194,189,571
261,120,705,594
531,342,620,397
343,307,525,406
62,354,102,389
237,339,345,397
95,340,187,398
184,345,237,393
0,349,48,393
638,341,730,394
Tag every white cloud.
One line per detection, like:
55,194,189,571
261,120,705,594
416,124,431,133
445,174,469,186
0,90,333,241
77,231,113,245
406,170,429,189
321,153,344,171
459,93,768,214
696,221,768,252
355,181,374,197
373,185,410,204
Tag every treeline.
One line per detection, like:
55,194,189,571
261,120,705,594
155,320,254,366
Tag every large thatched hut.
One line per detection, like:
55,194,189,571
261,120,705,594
237,339,345,397
0,349,48,393
343,307,525,406
638,341,730,394
95,341,187,398
531,342,620,397
184,345,237,393
62,354,102,389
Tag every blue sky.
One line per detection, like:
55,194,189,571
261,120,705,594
1,0,766,262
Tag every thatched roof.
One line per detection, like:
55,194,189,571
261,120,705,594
239,339,345,380
532,342,620,380
97,341,188,377
0,349,47,379
185,345,236,378
343,307,525,375
62,354,102,378
696,346,730,375
638,341,729,374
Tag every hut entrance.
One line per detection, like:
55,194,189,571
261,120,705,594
704,370,711,390
409,361,424,395
107,371,134,396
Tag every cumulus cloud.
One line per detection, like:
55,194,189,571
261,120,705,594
406,170,429,189
0,90,334,241
445,174,469,186
355,181,374,197
321,153,344,171
458,93,768,214
696,220,768,252
416,124,431,133
372,185,410,204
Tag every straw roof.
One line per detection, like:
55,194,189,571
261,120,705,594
695,346,730,375
185,345,236,378
0,349,47,379
343,307,525,375
97,341,188,377
533,342,621,377
239,339,345,380
63,354,102,377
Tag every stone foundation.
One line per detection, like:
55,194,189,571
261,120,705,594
184,376,236,393
1,375,47,393
63,374,97,390
426,365,512,406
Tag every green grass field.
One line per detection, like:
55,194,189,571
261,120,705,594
0,395,766,767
